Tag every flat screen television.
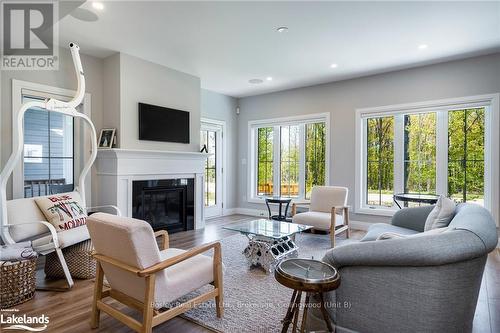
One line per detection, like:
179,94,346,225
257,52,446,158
138,102,190,143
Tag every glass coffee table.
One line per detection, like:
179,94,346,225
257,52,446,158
223,219,313,272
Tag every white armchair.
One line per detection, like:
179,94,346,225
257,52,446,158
87,213,224,333
291,186,350,247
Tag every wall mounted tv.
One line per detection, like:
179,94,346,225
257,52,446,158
138,102,190,144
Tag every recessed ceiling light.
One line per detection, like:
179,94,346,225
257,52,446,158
276,27,289,33
330,63,338,68
266,77,273,81
92,2,104,10
249,79,264,84
418,44,428,50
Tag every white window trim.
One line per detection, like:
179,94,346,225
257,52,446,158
12,79,92,203
247,112,330,204
355,94,499,226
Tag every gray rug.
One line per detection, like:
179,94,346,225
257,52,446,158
177,232,354,333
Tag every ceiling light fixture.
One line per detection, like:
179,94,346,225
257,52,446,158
92,2,104,10
330,63,338,68
418,44,428,50
276,27,289,33
266,77,273,81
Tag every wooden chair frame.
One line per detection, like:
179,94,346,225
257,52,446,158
90,231,224,333
292,202,350,247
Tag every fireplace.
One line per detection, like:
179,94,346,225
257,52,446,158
132,179,195,233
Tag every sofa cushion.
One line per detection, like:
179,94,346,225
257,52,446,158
7,197,49,242
31,225,90,250
292,211,344,230
34,192,87,232
376,227,449,241
424,196,455,231
154,248,216,306
361,223,420,242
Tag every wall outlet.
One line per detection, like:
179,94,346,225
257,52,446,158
241,158,247,165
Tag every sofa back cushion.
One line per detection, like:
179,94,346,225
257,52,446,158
310,186,348,213
7,197,49,242
34,192,87,232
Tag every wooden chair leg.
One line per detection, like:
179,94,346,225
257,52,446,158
344,207,350,239
214,243,224,318
142,275,155,333
90,263,104,329
55,248,74,288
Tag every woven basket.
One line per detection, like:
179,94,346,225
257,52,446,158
1,258,37,308
45,240,96,279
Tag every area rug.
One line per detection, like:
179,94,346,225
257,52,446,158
177,232,355,333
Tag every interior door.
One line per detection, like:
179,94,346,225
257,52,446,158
201,122,223,218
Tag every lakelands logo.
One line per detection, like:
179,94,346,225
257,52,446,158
1,1,59,70
0,311,49,331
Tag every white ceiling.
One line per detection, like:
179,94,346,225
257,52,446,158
58,1,500,98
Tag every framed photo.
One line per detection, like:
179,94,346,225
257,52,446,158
98,128,116,149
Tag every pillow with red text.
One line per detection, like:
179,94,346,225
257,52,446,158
34,192,87,232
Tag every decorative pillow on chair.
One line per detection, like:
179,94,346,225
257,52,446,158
34,192,87,232
424,196,455,231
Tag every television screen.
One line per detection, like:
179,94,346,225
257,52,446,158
138,103,190,143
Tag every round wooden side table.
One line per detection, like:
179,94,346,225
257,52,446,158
275,258,340,333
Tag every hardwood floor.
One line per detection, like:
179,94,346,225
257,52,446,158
7,215,500,333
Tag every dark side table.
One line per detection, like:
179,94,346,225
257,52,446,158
265,197,292,221
275,258,340,333
393,193,439,208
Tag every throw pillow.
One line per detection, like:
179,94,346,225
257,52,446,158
424,196,455,231
34,192,87,232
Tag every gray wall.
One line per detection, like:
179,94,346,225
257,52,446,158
119,53,201,152
237,53,500,223
0,47,104,204
201,89,239,209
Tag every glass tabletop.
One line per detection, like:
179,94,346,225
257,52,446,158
223,219,312,239
277,258,337,282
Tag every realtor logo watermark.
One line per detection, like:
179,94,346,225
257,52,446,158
1,1,59,70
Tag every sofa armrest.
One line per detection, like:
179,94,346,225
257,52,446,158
390,205,434,232
2,221,60,248
323,230,486,268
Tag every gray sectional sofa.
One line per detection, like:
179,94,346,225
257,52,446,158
308,203,498,333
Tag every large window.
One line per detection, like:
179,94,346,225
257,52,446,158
366,116,394,207
448,108,485,205
257,127,274,196
23,96,74,198
356,95,498,220
251,114,329,201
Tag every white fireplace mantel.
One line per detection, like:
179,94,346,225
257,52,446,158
96,148,208,229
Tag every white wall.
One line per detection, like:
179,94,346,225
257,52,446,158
237,53,500,223
0,47,104,204
118,53,201,152
201,89,239,209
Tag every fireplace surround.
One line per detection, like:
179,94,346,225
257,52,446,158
96,149,207,230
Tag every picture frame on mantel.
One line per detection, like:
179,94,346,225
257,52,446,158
98,128,116,149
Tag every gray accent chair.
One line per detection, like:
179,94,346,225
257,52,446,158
308,203,498,333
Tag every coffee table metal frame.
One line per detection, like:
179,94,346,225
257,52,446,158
223,219,312,272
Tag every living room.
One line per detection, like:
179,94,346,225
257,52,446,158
0,1,499,333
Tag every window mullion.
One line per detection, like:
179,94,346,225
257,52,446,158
273,126,281,197
394,115,404,200
299,124,306,199
436,110,448,196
